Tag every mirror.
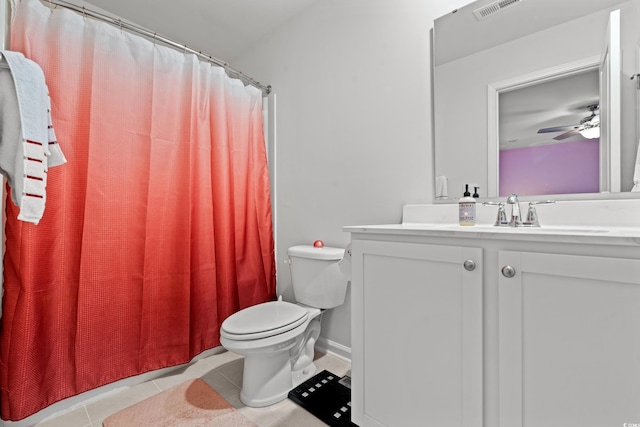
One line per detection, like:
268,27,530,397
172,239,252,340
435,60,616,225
433,0,640,202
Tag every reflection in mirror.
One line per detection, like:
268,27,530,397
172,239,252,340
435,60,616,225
498,70,600,197
433,0,640,203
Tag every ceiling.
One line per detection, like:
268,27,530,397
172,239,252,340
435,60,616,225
499,69,600,150
434,0,628,66
84,0,320,61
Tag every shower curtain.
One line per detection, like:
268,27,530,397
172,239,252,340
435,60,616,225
1,0,276,420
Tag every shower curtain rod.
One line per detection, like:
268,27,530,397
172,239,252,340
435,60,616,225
43,0,272,94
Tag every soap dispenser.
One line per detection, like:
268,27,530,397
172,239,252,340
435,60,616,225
459,184,476,226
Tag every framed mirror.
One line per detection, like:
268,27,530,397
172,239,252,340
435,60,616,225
433,0,640,202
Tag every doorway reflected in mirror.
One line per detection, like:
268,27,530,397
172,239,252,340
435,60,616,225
498,69,600,196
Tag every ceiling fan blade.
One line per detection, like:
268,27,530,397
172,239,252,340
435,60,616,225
537,125,579,134
553,129,581,140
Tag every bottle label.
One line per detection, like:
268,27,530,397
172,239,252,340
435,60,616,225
459,202,476,224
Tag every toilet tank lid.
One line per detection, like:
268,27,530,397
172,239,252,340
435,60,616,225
288,245,344,260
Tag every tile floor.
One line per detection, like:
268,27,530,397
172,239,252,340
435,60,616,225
34,350,351,427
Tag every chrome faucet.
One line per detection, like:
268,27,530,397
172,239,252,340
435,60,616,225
485,195,555,227
506,194,522,227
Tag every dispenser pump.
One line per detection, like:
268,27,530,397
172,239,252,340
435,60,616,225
459,184,476,226
473,187,479,198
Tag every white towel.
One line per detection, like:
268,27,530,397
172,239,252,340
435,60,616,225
435,175,448,199
0,50,66,224
632,139,640,192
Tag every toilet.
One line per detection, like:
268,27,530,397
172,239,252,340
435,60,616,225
220,244,350,407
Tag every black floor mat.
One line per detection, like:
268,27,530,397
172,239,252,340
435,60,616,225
288,370,358,427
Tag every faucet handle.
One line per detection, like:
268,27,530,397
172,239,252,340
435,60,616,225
524,200,555,227
525,203,539,226
530,200,556,205
483,202,509,226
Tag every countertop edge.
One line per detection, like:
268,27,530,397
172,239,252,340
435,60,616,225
342,224,640,246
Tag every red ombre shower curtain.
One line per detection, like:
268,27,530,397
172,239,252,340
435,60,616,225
1,0,275,420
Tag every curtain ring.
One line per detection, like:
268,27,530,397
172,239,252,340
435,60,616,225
82,6,86,21
152,32,157,46
183,44,188,55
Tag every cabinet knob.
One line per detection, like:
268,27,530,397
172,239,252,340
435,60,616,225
463,260,476,271
501,265,516,278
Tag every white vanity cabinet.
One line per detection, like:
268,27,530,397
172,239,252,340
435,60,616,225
498,250,640,427
346,225,640,427
350,239,483,427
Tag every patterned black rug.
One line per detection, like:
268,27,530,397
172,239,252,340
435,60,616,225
288,370,358,427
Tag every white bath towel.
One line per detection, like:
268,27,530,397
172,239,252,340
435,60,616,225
0,50,66,224
632,139,640,192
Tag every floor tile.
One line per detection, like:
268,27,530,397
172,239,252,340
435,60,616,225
216,357,245,388
271,403,330,427
32,348,351,427
84,381,160,423
313,351,351,377
202,349,243,369
238,397,294,426
200,369,241,402
152,359,215,391
35,407,91,427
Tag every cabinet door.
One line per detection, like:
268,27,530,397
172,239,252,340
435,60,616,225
498,251,640,427
352,240,483,427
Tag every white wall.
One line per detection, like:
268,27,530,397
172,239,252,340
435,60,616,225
233,0,470,351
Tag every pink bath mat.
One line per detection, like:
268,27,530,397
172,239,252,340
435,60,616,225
102,378,256,426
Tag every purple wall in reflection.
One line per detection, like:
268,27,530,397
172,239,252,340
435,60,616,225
499,139,600,196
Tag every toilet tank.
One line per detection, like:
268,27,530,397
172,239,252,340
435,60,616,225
288,245,349,309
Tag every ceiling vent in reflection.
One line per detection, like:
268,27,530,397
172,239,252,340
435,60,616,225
473,0,523,21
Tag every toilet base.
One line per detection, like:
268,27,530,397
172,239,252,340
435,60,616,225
240,349,294,407
221,307,323,408
240,356,318,407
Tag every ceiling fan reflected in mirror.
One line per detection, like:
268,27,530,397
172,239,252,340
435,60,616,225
537,103,600,140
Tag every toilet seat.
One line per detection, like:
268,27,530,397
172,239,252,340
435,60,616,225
221,301,309,341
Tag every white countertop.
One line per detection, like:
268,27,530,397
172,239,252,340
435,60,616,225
343,223,640,246
344,200,640,246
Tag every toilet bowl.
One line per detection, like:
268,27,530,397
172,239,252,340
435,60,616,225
220,301,322,407
220,243,350,407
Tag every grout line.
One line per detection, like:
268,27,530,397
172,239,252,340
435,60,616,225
150,380,163,392
217,370,242,389
215,364,243,389
82,406,92,427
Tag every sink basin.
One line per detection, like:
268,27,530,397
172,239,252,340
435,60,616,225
426,224,610,234
525,227,609,234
